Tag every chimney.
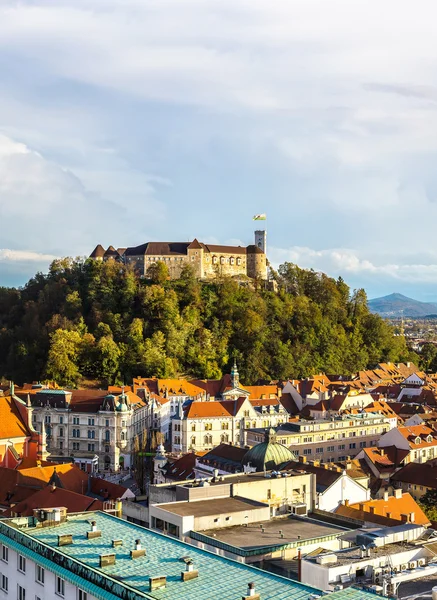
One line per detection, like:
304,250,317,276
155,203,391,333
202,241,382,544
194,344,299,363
394,488,402,499
344,499,349,507
87,521,102,539
369,506,375,514
130,539,146,559
380,448,385,456
323,463,329,469
410,512,415,523
299,456,307,464
181,560,199,581
386,512,392,519
242,582,260,600
383,491,389,501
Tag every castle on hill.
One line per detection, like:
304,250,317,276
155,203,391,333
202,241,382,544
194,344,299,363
90,230,268,280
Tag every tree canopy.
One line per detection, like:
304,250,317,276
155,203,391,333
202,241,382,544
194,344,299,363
0,258,416,387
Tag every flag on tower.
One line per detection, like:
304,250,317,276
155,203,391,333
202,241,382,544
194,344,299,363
253,213,266,221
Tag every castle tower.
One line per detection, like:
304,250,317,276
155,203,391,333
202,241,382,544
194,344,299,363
231,359,240,389
255,230,266,254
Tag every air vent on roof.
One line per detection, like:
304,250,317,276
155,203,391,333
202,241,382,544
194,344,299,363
58,534,73,547
242,582,260,600
100,553,116,567
130,539,146,559
181,559,198,581
150,576,166,591
87,520,102,539
112,539,123,547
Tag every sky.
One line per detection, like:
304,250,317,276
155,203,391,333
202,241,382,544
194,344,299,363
2,1,437,300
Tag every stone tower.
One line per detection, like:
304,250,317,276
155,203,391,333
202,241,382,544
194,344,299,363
254,230,267,254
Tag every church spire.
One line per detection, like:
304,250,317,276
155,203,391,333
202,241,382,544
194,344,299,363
231,359,239,389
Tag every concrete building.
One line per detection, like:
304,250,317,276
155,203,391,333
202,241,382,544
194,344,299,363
300,524,437,594
246,413,396,462
90,230,268,281
0,510,375,600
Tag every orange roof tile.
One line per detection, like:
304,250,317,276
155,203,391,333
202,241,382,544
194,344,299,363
186,399,247,419
346,493,430,526
0,396,31,439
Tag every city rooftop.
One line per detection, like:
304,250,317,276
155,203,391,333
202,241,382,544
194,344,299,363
0,511,377,600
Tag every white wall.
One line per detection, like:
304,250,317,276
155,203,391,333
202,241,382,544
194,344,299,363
0,544,96,600
300,546,429,589
318,474,369,512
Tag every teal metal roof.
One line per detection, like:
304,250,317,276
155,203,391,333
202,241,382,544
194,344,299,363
0,512,376,600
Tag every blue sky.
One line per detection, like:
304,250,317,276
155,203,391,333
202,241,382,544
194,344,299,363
2,0,437,300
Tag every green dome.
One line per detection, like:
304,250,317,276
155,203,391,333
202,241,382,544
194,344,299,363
242,429,296,472
116,393,129,412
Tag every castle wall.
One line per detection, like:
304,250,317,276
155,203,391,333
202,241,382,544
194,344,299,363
201,252,248,278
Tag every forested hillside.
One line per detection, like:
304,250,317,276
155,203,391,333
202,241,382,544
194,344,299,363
0,258,415,387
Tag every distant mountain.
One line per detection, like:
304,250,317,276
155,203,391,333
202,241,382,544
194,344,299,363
368,293,437,318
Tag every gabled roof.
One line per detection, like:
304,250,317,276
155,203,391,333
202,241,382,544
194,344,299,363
135,378,204,398
336,493,430,526
281,460,342,491
243,385,279,400
162,453,197,481
125,242,190,257
391,460,437,489
279,393,299,415
189,374,232,398
362,446,409,468
199,444,247,467
0,396,31,439
4,486,103,517
185,398,248,419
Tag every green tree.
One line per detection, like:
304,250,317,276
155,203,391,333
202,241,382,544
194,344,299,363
45,329,82,386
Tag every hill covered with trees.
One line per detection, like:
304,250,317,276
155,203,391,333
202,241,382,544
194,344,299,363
0,258,416,387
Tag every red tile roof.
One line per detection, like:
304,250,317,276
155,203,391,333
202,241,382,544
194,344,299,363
4,486,103,517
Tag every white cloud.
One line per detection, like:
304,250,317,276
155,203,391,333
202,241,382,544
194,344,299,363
270,246,437,285
0,249,57,263
2,0,437,293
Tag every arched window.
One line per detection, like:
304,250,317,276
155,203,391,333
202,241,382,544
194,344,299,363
121,431,126,441
191,436,196,446
237,257,241,266
191,424,196,432
105,430,110,442
212,256,218,264
204,435,212,445
220,256,225,265
221,434,229,443
230,257,235,265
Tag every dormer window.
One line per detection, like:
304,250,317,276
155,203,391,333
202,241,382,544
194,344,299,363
427,435,433,443
415,436,421,444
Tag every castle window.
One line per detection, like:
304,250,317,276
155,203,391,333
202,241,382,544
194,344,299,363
220,256,225,265
213,256,218,264
237,257,241,265
230,257,234,265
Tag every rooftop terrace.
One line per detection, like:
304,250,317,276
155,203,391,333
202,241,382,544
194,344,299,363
199,516,347,551
160,496,266,517
0,511,376,600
